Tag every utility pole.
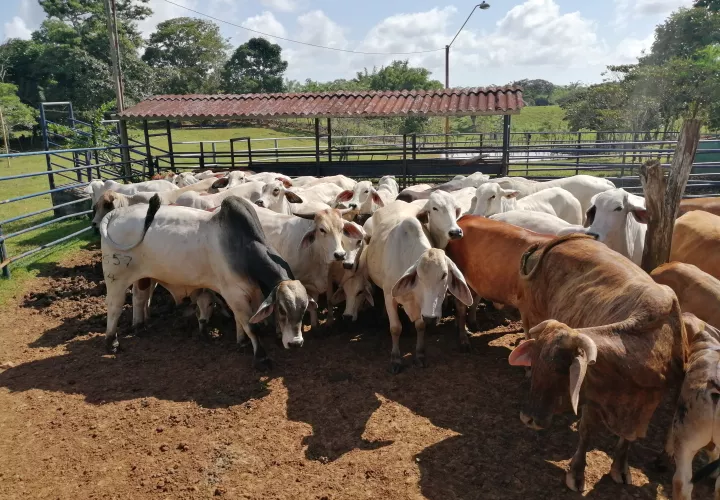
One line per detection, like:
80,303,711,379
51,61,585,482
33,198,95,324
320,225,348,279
104,0,124,112
445,2,491,152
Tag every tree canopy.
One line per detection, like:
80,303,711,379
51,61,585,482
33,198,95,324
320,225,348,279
221,38,288,94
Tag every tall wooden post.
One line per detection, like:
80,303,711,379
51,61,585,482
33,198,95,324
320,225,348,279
640,119,701,272
118,119,132,182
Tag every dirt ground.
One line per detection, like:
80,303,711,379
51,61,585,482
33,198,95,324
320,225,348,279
0,241,713,500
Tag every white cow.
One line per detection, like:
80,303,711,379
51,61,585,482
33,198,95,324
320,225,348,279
86,178,177,204
490,211,588,236
470,184,583,225
452,187,478,215
98,196,315,369
325,221,367,325
173,172,200,187
252,206,364,327
294,183,344,205
254,180,304,214
194,170,221,180
584,188,648,266
488,174,615,213
247,172,293,187
335,180,384,214
365,202,473,372
224,170,249,188
329,247,374,322
174,181,265,210
293,175,355,191
376,175,400,205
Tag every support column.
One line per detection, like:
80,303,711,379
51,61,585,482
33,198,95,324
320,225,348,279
501,114,511,177
119,119,132,182
315,118,321,176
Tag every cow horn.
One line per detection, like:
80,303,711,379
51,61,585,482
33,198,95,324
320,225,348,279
576,333,597,365
293,212,317,220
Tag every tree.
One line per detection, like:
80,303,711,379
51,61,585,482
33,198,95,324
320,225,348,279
512,79,555,105
143,18,230,94
695,0,720,11
558,82,627,131
222,38,288,94
0,83,36,161
364,60,443,92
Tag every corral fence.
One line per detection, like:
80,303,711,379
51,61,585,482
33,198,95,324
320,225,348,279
2,121,719,278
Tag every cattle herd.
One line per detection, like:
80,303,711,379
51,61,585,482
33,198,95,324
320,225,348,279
85,169,720,499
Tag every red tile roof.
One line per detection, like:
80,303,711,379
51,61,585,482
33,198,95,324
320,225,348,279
119,87,524,120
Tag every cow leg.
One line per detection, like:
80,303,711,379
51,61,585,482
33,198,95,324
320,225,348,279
610,437,632,485
132,278,153,329
325,274,335,327
467,293,480,331
672,444,695,500
414,318,427,368
385,293,403,374
566,405,598,492
454,296,471,353
229,298,270,371
105,281,130,354
308,290,320,329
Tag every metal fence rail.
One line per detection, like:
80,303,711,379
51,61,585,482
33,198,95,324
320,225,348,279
0,145,148,278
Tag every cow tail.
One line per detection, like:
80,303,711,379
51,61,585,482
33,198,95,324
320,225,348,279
520,233,597,281
100,194,161,251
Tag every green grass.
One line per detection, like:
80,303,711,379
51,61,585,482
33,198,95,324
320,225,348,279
510,106,569,132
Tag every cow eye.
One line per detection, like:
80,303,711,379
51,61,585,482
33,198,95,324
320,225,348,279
490,195,496,200
364,190,369,194
614,206,623,212
441,272,447,280
356,290,363,296
273,189,279,195
432,207,438,211
319,228,326,234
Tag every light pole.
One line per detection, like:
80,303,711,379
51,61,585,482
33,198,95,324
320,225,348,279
445,2,490,149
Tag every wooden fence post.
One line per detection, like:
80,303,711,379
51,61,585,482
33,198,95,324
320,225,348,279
640,118,701,273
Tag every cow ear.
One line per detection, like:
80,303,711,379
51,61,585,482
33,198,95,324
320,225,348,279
250,288,277,324
336,190,354,203
528,319,557,339
416,210,429,224
331,287,346,304
503,189,519,199
468,196,477,215
364,285,375,307
212,177,229,190
631,208,649,224
343,221,364,240
392,264,418,298
584,205,596,228
455,206,462,219
284,190,304,204
300,228,316,248
278,177,293,188
446,258,473,306
509,339,535,367
569,354,589,415
371,189,384,207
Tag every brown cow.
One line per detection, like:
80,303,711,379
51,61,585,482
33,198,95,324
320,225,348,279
509,234,688,492
445,215,553,346
666,314,720,500
680,197,720,218
651,262,720,330
671,210,720,281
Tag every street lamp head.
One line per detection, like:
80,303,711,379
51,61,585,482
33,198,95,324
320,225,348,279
478,1,490,9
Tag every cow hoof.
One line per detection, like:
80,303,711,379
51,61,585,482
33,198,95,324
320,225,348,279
414,356,427,368
253,357,273,372
389,362,403,375
565,471,584,492
610,467,631,485
105,338,119,354
458,341,471,353
132,324,148,337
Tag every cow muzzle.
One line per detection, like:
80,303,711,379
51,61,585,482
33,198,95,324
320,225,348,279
255,199,265,208
333,251,346,261
448,228,463,240
342,261,354,270
286,338,304,349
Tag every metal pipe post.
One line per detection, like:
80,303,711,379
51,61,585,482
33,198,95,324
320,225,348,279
118,119,132,182
0,225,10,279
166,120,175,172
39,104,56,190
327,118,333,163
143,120,154,177
315,118,321,176
501,115,511,177
444,45,450,150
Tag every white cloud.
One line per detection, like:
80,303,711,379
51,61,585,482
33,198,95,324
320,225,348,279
138,0,196,37
614,0,693,26
261,0,298,13
3,16,32,40
613,32,655,63
296,10,347,49
242,11,287,38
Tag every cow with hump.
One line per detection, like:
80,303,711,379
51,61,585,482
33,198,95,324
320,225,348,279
365,199,472,373
98,195,315,370
508,234,688,492
671,210,720,281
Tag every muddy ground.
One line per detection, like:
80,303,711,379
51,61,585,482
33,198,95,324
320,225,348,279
0,241,712,499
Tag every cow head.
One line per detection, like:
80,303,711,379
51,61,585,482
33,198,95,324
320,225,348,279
92,190,127,228
254,180,303,214
335,180,383,213
225,171,247,188
174,172,198,187
470,183,519,217
509,320,598,430
332,271,374,321
584,188,648,258
249,280,317,349
299,209,364,265
340,221,365,270
391,248,472,327
417,191,465,249
192,289,215,336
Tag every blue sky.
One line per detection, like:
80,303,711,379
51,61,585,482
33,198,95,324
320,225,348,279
1,0,695,86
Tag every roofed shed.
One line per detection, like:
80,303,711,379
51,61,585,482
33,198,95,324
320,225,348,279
117,86,524,183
